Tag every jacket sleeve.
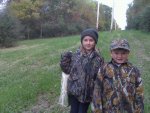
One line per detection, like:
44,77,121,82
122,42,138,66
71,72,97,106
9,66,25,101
92,68,103,113
93,51,104,77
134,67,144,113
60,51,72,74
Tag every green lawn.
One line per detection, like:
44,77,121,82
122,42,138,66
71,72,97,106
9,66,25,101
0,30,149,113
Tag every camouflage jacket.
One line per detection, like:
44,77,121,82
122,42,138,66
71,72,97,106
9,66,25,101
60,48,104,103
93,60,144,113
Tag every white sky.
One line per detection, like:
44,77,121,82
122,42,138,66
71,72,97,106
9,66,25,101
96,0,133,30
0,0,7,11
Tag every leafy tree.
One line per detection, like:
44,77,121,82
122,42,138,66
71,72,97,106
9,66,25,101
10,0,44,39
38,0,97,37
98,4,112,31
0,10,20,47
140,6,150,32
9,0,113,39
126,0,150,32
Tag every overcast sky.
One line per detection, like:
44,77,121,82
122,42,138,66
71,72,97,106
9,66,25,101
0,0,7,11
96,0,133,30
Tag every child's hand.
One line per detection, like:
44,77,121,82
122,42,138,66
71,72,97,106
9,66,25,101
61,51,72,60
60,51,72,74
61,51,72,63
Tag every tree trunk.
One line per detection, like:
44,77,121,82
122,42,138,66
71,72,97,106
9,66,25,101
40,24,43,38
27,27,30,39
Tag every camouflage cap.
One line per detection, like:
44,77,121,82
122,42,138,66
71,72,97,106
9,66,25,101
110,39,130,51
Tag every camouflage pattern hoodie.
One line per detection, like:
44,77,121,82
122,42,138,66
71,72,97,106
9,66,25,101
60,47,104,103
92,59,144,113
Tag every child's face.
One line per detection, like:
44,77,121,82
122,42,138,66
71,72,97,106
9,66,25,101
82,36,96,52
111,49,129,64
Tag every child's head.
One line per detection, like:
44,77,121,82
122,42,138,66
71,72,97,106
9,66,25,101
110,39,130,64
80,28,98,52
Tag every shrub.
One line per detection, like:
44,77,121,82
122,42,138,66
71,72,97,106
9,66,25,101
140,6,150,32
0,11,20,48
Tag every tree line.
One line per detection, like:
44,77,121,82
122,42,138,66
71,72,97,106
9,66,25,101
0,0,114,47
126,0,150,32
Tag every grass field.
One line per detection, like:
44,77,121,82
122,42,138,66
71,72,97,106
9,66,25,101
0,30,149,113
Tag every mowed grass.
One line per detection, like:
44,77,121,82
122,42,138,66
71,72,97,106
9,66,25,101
0,30,149,112
0,36,80,112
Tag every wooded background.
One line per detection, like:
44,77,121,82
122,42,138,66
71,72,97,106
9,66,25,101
0,0,150,47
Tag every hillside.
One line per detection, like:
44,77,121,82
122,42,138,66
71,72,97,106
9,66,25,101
0,30,149,112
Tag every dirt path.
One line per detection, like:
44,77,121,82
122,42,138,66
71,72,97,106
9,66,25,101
133,38,150,62
23,94,70,113
131,35,150,110
23,94,51,113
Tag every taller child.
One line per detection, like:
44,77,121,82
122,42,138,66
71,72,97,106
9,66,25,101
60,28,104,113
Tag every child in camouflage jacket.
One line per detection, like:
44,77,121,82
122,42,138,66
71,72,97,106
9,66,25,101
92,39,144,113
60,28,104,113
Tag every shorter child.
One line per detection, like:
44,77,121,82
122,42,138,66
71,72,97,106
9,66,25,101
92,39,144,113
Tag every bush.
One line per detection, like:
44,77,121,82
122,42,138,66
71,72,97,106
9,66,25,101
0,11,19,48
140,6,150,32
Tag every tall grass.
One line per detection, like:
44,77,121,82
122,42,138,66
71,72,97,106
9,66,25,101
0,30,149,112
